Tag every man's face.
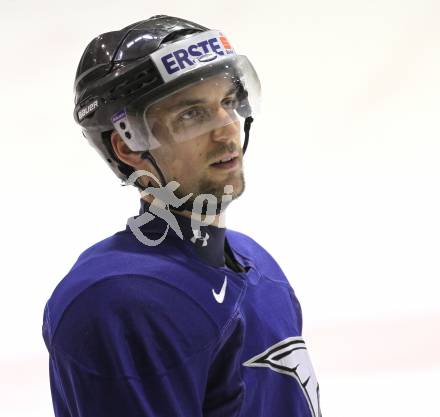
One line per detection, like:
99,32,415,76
145,75,245,202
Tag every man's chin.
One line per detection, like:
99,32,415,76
171,170,245,206
203,172,244,200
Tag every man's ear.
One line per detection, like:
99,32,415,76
110,131,146,170
110,131,162,189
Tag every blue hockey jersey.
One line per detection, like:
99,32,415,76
42,200,321,417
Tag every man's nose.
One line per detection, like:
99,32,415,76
209,107,240,143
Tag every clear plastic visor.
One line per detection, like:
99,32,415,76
145,74,247,148
112,56,260,152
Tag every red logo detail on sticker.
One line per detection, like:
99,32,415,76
220,34,232,50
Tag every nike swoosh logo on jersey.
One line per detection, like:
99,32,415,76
212,276,228,303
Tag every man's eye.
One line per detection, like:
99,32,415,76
178,108,204,121
222,97,239,109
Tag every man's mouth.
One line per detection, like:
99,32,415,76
210,152,240,169
211,152,240,169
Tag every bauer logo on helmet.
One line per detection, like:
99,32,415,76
77,99,99,122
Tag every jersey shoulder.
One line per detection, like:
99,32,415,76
43,230,240,366
226,228,289,285
44,273,220,377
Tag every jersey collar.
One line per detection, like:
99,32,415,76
127,198,227,268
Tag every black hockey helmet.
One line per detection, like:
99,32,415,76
74,15,260,184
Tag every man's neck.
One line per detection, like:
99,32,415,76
141,195,227,228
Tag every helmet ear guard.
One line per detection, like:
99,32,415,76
111,109,161,152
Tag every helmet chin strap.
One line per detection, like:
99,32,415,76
140,116,254,215
242,116,253,155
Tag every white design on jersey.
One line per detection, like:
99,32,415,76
212,276,228,304
242,336,321,417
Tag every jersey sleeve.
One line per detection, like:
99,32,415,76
43,275,224,417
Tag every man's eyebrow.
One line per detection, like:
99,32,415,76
167,98,207,112
167,85,239,112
